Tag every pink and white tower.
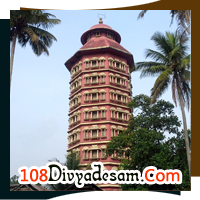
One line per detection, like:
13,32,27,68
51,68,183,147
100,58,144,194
64,18,134,191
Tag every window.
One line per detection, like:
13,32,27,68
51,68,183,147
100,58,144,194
92,130,97,137
101,111,105,118
92,61,96,66
102,129,106,137
92,111,97,118
112,129,115,137
100,60,104,66
118,95,121,101
72,116,75,123
85,94,89,101
85,112,89,120
101,93,105,100
116,63,119,68
86,34,90,41
84,151,88,159
102,149,106,158
100,76,104,82
92,150,97,158
92,77,97,82
85,77,89,84
117,78,120,84
85,62,89,68
119,112,122,119
96,31,100,36
111,111,115,118
84,130,88,138
92,93,97,100
125,114,128,120
107,32,111,37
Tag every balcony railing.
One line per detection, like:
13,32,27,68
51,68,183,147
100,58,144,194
91,65,99,69
91,136,100,139
91,117,99,120
90,99,99,102
91,82,99,85
90,157,100,161
109,82,126,88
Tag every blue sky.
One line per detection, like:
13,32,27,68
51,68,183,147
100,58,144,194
10,10,191,177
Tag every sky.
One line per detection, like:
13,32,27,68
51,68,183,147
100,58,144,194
10,10,191,177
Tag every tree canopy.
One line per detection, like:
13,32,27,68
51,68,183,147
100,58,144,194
106,94,190,190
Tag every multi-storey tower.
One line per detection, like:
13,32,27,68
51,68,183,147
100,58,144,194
64,19,134,191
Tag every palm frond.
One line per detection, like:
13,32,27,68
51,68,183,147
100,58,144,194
140,65,168,78
145,49,168,63
150,68,173,104
137,10,148,19
180,55,190,70
28,25,57,46
151,32,172,57
29,39,49,56
136,61,164,70
21,26,39,42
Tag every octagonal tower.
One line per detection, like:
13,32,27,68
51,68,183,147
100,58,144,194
64,19,134,191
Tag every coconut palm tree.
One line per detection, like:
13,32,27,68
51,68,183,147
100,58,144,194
136,31,191,177
10,10,61,91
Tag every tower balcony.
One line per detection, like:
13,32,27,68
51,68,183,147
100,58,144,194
69,120,80,128
90,65,99,69
90,98,99,102
70,85,81,94
90,81,99,85
71,69,82,79
70,102,81,111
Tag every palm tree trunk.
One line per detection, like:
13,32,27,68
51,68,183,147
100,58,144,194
179,93,191,178
10,33,17,92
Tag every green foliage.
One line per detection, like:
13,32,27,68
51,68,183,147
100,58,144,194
10,10,61,56
45,151,80,191
136,31,190,109
106,94,190,190
10,175,19,185
135,31,191,177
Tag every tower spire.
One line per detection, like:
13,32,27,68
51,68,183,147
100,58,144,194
99,18,103,24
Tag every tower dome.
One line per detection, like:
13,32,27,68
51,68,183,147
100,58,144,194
81,20,121,44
